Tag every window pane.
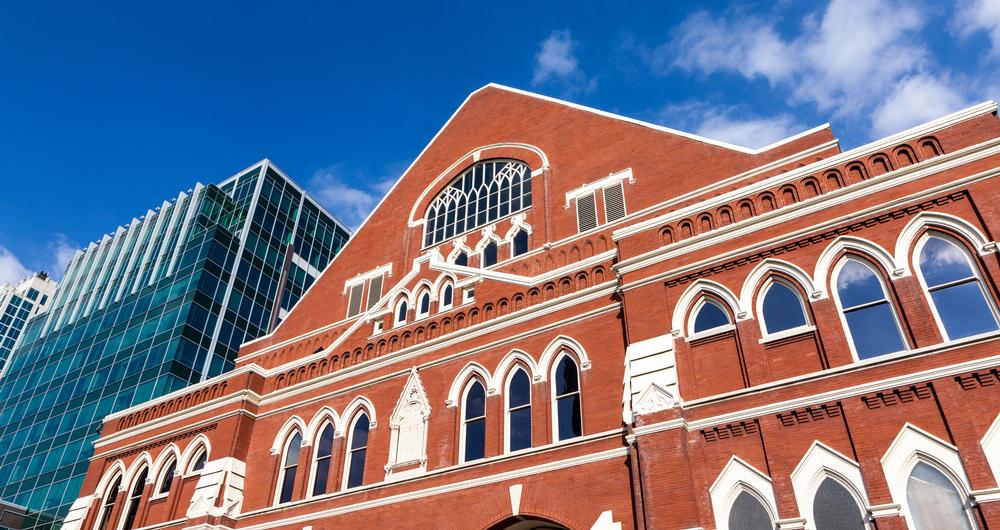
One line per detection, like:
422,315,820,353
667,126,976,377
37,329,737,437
397,301,407,322
906,462,973,530
557,394,582,440
419,293,430,314
845,303,906,359
192,450,207,471
813,478,865,530
279,464,297,503
762,282,808,334
728,491,772,530
920,237,975,287
484,242,498,267
443,285,453,307
509,407,532,451
285,433,302,465
693,300,730,333
347,448,366,488
313,457,330,495
351,415,370,449
465,381,486,419
554,357,579,396
159,460,176,494
455,252,468,267
931,281,998,339
509,369,531,407
464,418,486,461
837,259,885,308
513,230,528,256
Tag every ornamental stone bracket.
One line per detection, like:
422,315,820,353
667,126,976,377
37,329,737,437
622,333,679,423
60,495,94,530
185,457,246,519
385,367,431,481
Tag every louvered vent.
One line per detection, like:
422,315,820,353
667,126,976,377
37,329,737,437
347,282,364,317
576,193,598,233
603,182,626,222
366,274,383,310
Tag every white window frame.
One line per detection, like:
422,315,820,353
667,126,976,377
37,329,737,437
458,379,488,464
273,430,303,505
341,413,371,491
549,352,583,442
709,456,779,530
439,283,455,311
687,297,736,340
831,257,909,362
756,277,814,342
912,232,1000,342
790,442,871,530
307,421,337,498
150,455,178,500
415,289,432,320
393,296,409,328
503,366,533,454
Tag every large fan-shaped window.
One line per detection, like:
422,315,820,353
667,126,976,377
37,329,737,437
424,159,532,246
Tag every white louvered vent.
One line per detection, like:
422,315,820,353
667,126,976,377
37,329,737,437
347,283,364,317
576,193,598,233
603,182,626,223
367,274,383,310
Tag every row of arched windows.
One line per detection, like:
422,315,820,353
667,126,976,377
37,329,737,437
686,230,999,361
275,411,372,503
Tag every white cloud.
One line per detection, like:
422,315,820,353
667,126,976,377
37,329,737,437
48,234,78,280
0,245,30,285
954,0,1000,57
871,75,969,136
657,102,806,149
532,30,596,94
308,165,395,230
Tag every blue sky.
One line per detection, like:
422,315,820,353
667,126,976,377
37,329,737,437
2,0,999,284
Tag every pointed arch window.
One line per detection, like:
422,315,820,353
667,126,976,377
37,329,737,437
277,432,302,504
917,234,999,340
395,298,408,327
454,251,469,267
190,447,207,473
483,241,498,268
462,380,487,462
93,475,122,530
424,159,532,247
157,458,176,495
553,356,582,441
119,468,147,530
506,368,532,452
311,423,335,496
512,230,529,257
441,284,454,310
760,279,809,335
345,414,370,489
417,291,431,319
691,298,732,334
834,257,906,359
727,491,773,530
906,461,975,530
812,477,866,530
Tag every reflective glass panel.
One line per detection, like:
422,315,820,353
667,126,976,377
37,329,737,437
762,281,808,334
693,300,730,333
906,462,974,530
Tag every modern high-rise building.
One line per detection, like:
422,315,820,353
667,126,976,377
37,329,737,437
0,160,350,529
0,272,57,374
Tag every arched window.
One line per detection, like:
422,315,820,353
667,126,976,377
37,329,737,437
834,257,906,359
395,298,408,327
760,279,809,334
506,368,532,452
189,447,207,473
483,241,498,268
553,356,582,441
119,468,147,530
462,380,487,462
424,159,532,246
417,291,431,319
345,414,370,489
812,477,865,530
512,230,529,257
727,491,773,530
691,298,732,334
157,458,176,495
93,475,122,530
917,234,999,340
277,432,302,504
441,284,454,310
311,423,335,496
906,461,975,530
454,251,469,267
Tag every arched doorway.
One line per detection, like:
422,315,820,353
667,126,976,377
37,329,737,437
487,516,570,530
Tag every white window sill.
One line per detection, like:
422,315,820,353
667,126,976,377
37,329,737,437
686,324,735,342
759,325,816,344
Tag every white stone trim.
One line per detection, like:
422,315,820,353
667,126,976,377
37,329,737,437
814,236,900,299
305,406,342,442
894,212,995,276
491,348,542,388
709,456,779,530
446,362,494,407
830,256,909,362
981,413,1000,484
538,335,592,378
672,279,743,337
342,396,378,430
181,434,212,476
790,442,870,530
149,443,181,500
269,415,306,456
564,168,635,208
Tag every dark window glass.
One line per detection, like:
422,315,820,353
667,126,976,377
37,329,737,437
727,491,772,530
191,449,207,472
919,236,998,339
120,468,147,530
692,300,730,333
906,462,974,530
483,241,498,268
158,459,176,494
513,230,529,257
813,478,865,530
94,476,122,530
419,292,430,315
464,381,487,462
346,414,370,488
397,300,407,323
442,285,453,307
761,281,808,334
312,423,335,495
454,252,469,267
836,259,906,359
554,357,582,440
278,432,301,503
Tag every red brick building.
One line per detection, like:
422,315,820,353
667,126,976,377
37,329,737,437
64,85,1000,530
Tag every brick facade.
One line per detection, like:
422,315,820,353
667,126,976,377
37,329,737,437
66,85,1000,530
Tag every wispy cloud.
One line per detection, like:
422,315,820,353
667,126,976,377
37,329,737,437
0,245,30,285
656,101,806,149
308,164,397,230
532,30,597,95
954,0,1000,57
48,234,78,280
871,74,969,136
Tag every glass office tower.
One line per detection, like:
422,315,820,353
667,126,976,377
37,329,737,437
0,160,350,529
0,273,57,374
